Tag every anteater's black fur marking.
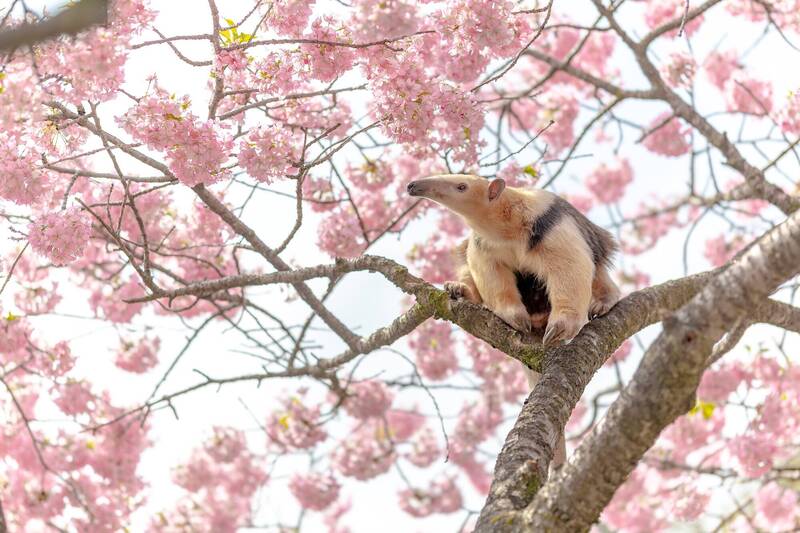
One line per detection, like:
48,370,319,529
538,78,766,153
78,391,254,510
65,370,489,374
528,197,618,268
528,201,564,250
515,271,551,315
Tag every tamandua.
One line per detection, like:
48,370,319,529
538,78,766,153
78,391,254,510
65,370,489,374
407,173,621,469
406,174,620,346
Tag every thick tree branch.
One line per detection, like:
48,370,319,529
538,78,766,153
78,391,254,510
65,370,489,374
752,299,800,334
474,269,715,530
123,252,738,379
518,208,800,532
0,0,107,52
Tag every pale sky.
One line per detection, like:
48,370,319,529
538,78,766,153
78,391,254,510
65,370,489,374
4,1,800,532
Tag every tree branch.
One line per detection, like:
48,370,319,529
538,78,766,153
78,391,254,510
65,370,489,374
517,208,800,532
0,0,107,52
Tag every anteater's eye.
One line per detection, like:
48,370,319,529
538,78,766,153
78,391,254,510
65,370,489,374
457,183,467,192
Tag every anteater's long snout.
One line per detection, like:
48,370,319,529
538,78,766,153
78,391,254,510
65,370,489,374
409,179,437,197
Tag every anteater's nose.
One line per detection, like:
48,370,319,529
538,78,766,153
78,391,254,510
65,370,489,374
407,181,418,194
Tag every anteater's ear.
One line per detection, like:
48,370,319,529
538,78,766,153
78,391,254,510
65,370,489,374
487,178,506,201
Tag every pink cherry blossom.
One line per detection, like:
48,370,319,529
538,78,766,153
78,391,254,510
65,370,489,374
398,477,462,517
162,427,265,531
350,0,420,41
367,48,485,165
289,471,341,511
406,426,440,467
605,340,633,367
0,133,50,206
115,336,160,373
624,201,683,254
110,0,154,33
698,362,748,403
704,50,741,90
661,52,696,89
436,210,467,237
463,336,527,403
238,125,299,183
332,425,396,480
318,207,367,258
672,491,710,521
642,113,691,157
564,193,594,214
344,381,394,419
385,409,425,441
565,400,588,433
118,88,232,186
407,234,458,284
661,409,724,463
704,234,745,267
407,321,458,380
575,32,616,78
347,160,395,192
586,158,633,204
725,0,800,31
28,208,92,266
497,162,540,188
513,91,580,155
603,467,669,533
273,96,353,138
538,24,579,62
263,0,316,36
0,318,31,366
778,89,800,135
266,395,327,450
303,175,340,212
729,434,778,478
451,399,503,457
302,18,356,82
644,0,704,37
215,49,249,73
35,341,75,378
38,28,127,103
754,482,798,530
324,499,352,533
432,0,526,82
90,278,144,323
54,380,95,416
251,51,301,95
726,76,773,115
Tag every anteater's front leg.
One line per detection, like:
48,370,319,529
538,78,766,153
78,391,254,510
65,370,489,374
468,252,531,334
444,261,483,304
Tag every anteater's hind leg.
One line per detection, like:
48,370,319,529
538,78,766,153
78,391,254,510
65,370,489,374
541,252,593,347
589,266,621,318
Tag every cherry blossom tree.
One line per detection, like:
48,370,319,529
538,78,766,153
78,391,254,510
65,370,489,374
1,0,800,532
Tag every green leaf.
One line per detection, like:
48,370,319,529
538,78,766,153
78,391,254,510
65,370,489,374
523,165,538,178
